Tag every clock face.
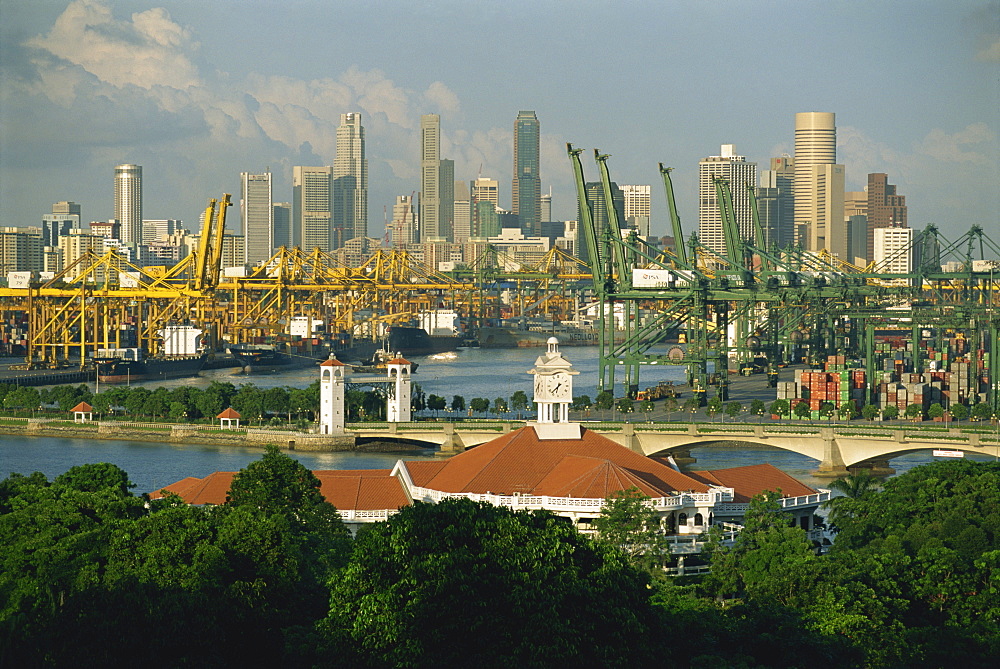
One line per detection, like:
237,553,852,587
545,373,570,399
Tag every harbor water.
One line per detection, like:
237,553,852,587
1,346,994,494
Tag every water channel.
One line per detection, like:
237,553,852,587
1,346,993,493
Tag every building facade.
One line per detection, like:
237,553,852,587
793,113,843,255
114,164,142,246
333,112,368,248
420,115,454,241
873,226,913,282
293,166,333,252
866,173,907,264
272,202,291,250
512,110,541,235
697,145,758,258
241,171,273,265
621,184,651,237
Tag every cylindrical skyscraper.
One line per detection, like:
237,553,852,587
793,112,836,247
114,164,143,245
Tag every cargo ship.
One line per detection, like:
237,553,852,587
93,325,208,384
230,343,334,373
477,319,602,348
383,309,463,357
94,350,208,384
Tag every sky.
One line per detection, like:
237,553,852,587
1,0,998,245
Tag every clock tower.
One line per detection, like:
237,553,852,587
528,337,578,423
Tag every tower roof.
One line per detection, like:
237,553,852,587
321,358,346,366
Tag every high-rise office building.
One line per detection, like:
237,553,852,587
420,114,451,240
621,184,651,236
333,112,367,247
866,173,907,264
41,201,81,248
142,219,182,244
540,188,552,223
577,181,625,265
697,145,758,258
241,171,273,265
793,113,846,257
273,202,291,250
452,181,471,244
512,110,541,235
389,195,418,246
114,164,142,245
873,226,913,283
293,166,333,252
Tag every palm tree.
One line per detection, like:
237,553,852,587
822,471,881,526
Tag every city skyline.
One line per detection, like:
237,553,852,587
1,1,997,243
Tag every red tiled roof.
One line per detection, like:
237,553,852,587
404,426,710,498
404,459,449,487
682,463,817,502
387,357,412,365
321,358,346,366
217,407,241,419
70,402,93,412
150,469,410,511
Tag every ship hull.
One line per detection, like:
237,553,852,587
386,326,460,357
477,327,601,348
95,354,207,384
230,344,332,373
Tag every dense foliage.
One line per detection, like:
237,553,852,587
1,456,998,667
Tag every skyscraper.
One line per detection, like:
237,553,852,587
241,171,273,265
293,166,333,251
333,112,367,248
389,195,418,246
512,110,540,235
41,201,81,248
114,164,142,245
793,113,845,257
273,202,291,250
452,181,471,243
697,145,757,258
420,114,443,240
866,173,907,263
621,184,651,236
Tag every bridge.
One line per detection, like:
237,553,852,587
347,420,1000,477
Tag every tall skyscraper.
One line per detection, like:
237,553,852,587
697,145,757,258
420,114,443,240
333,112,367,248
793,113,845,257
293,166,333,252
758,162,795,251
540,188,552,223
241,171,273,265
577,181,626,265
114,164,142,245
621,184,651,236
512,110,541,235
866,173,907,263
389,195,417,246
453,181,471,243
273,202,291,250
873,226,913,283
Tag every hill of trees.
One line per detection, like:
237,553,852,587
2,449,997,667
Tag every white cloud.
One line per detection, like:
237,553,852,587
423,81,461,116
26,0,201,90
918,123,995,165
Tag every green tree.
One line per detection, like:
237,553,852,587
426,394,447,415
725,400,743,422
232,384,265,422
640,399,655,420
881,404,899,421
769,398,789,419
706,396,723,421
950,402,969,423
509,390,529,418
905,403,923,421
571,394,592,412
320,499,657,667
469,397,489,415
861,403,879,421
262,386,290,417
491,397,509,416
684,396,700,421
123,387,151,416
928,402,945,421
616,397,634,416
793,400,811,420
665,396,679,421
971,402,992,422
450,395,465,412
839,401,858,421
595,390,615,417
750,398,766,422
594,487,670,572
822,471,881,527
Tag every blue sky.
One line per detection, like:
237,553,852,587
1,0,998,243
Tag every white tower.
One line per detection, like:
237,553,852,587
319,358,347,434
386,356,413,422
529,337,579,424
